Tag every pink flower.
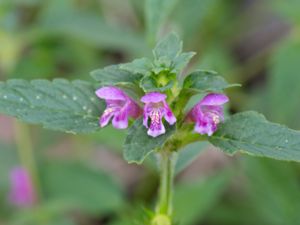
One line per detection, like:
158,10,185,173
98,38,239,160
141,92,176,137
188,93,229,136
96,86,142,129
9,167,36,208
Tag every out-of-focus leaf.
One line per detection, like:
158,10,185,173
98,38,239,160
268,38,300,129
210,111,300,162
175,142,208,174
242,157,300,225
41,162,124,215
11,200,75,225
36,0,148,56
145,0,180,44
271,0,300,25
0,79,104,134
173,171,230,225
124,118,176,164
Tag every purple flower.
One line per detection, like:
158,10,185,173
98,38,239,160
9,167,36,208
188,93,229,136
141,92,176,137
96,86,142,129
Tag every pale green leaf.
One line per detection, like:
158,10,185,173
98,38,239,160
0,79,103,134
124,118,176,164
209,111,300,162
153,33,182,61
145,0,180,44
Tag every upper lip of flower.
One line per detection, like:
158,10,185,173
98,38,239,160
189,93,229,136
96,86,141,129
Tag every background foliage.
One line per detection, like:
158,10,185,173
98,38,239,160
0,0,300,224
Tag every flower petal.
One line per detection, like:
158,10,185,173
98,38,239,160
112,110,128,129
199,93,229,106
148,122,166,137
163,101,176,125
141,92,166,103
99,108,115,127
96,86,127,101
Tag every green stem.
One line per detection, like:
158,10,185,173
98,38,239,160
156,150,177,217
14,121,41,202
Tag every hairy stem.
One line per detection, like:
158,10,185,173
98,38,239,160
156,150,177,217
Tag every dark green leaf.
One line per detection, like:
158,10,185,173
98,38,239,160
120,58,153,76
140,76,174,92
183,70,239,93
124,118,176,164
41,162,124,215
0,79,103,134
209,111,300,162
91,65,142,86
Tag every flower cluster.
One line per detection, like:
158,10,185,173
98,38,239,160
96,87,228,137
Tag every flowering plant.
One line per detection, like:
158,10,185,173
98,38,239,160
1,33,300,224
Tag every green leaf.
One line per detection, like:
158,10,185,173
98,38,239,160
124,118,176,164
120,58,153,76
140,75,174,92
174,172,230,225
175,142,208,174
209,111,300,162
91,65,142,86
145,0,180,44
182,70,239,93
41,162,124,215
0,79,103,134
153,33,182,61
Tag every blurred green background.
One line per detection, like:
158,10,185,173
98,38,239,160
1,0,300,224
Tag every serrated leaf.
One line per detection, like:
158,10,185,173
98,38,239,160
209,111,300,162
153,33,182,61
0,79,103,134
140,76,174,92
124,118,176,164
90,65,142,86
182,70,240,93
120,58,153,76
